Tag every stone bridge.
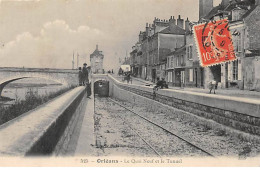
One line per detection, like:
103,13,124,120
0,67,78,96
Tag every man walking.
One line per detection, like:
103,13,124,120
209,79,217,94
126,72,131,84
78,67,83,86
82,63,91,98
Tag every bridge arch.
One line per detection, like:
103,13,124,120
0,75,68,97
0,67,79,97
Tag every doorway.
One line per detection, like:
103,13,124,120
210,65,221,82
200,68,204,87
195,68,198,87
152,69,156,83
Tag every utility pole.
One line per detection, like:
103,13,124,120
117,52,121,64
72,51,75,69
124,50,127,64
77,52,79,69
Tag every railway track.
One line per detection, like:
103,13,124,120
107,97,216,158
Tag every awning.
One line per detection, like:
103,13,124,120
120,65,131,72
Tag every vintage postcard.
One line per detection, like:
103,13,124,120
0,0,260,167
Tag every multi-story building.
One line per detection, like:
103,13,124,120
130,45,137,76
184,27,205,88
130,41,142,77
130,0,260,91
166,17,205,88
166,45,186,87
132,16,186,82
90,45,104,74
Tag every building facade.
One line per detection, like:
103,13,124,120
130,16,186,82
129,0,260,91
166,46,186,87
202,0,260,90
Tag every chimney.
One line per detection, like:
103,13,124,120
169,16,176,25
177,15,184,29
96,44,98,50
199,0,213,19
148,24,152,36
153,17,157,23
185,17,190,32
139,31,142,42
145,23,149,36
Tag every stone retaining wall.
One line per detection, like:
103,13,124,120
0,86,86,156
26,87,86,155
52,91,87,155
107,75,260,137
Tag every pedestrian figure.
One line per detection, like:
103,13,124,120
154,77,168,90
78,67,83,86
209,79,217,94
161,78,168,89
82,63,89,85
153,77,168,99
86,81,92,99
153,78,160,99
118,67,123,76
153,77,160,89
126,72,131,84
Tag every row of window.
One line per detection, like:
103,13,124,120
167,59,241,83
167,68,194,83
167,45,193,68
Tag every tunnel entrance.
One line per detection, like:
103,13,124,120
94,80,109,97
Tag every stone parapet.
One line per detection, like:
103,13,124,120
0,86,86,156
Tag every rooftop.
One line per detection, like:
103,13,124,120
159,22,186,35
90,44,104,58
203,0,256,20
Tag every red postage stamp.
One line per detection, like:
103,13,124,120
193,19,236,67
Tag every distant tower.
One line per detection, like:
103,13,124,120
90,44,104,74
199,0,214,19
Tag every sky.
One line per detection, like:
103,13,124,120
0,0,222,71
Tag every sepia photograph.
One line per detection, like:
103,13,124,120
0,0,260,167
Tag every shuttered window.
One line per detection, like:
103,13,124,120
233,60,238,81
238,59,242,80
189,69,193,82
186,45,193,60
